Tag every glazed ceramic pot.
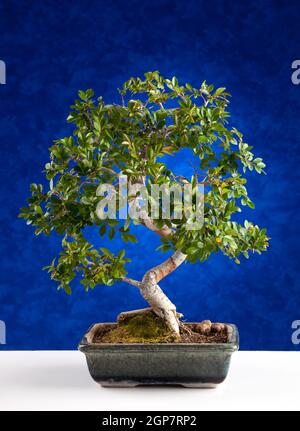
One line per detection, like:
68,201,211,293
79,323,239,388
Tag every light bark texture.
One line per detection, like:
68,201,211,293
122,178,187,334
128,177,173,237
123,251,186,334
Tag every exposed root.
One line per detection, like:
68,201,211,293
179,322,193,336
117,307,153,323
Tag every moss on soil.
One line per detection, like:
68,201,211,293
92,310,229,344
99,312,178,343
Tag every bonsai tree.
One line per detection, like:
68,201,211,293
20,71,269,336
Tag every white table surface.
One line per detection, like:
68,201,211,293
0,351,299,411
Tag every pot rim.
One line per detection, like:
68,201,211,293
78,322,239,353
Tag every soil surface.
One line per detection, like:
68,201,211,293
92,310,229,344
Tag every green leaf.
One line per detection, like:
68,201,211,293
121,233,138,244
78,90,87,100
214,87,226,96
99,225,106,236
100,248,113,259
118,249,126,259
34,205,43,215
123,218,130,231
108,228,115,240
63,285,72,295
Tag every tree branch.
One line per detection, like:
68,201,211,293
128,177,174,237
122,277,143,288
98,166,117,175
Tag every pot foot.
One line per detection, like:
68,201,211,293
98,380,219,388
181,382,217,388
99,380,139,388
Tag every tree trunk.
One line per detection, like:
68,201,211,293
123,250,186,335
123,178,187,335
139,281,181,335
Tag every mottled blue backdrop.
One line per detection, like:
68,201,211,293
0,0,299,350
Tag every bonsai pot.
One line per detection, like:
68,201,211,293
79,323,239,388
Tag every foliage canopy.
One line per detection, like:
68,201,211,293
20,71,269,294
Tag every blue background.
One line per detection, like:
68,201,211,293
0,0,299,350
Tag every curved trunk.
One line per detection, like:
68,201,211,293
123,178,187,335
123,250,186,335
139,280,180,334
